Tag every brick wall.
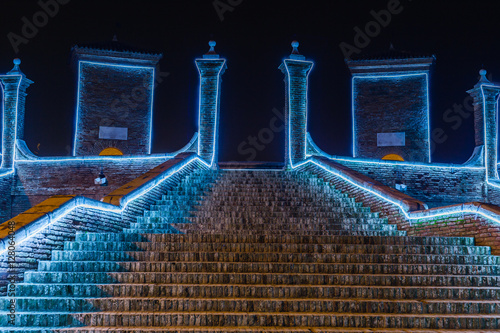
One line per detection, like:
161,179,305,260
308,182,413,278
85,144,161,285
0,156,206,295
74,62,154,155
0,176,13,222
8,159,164,220
353,74,429,162
332,159,486,207
303,161,500,255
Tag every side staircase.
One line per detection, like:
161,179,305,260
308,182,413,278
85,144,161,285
2,169,500,331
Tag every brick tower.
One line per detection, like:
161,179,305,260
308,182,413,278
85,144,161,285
71,39,162,156
346,49,435,162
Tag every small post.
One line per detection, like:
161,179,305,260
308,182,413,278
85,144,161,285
467,69,500,180
0,59,33,169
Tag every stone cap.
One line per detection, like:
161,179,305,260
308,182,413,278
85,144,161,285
346,47,435,75
203,40,220,59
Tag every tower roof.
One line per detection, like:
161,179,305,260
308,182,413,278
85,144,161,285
72,38,162,65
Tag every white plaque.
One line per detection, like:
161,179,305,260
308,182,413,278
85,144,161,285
377,132,405,147
99,126,128,140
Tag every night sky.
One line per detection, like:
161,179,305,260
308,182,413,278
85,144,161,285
1,0,499,163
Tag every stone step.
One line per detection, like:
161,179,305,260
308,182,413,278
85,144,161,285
23,271,500,285
3,328,500,333
137,216,387,225
138,217,385,225
3,297,500,314
45,252,500,266
35,260,500,277
2,311,500,329
154,200,361,208
56,242,492,256
15,283,500,299
147,229,407,237
72,233,475,246
139,223,395,232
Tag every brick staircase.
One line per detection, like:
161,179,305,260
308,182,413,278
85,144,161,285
2,169,500,331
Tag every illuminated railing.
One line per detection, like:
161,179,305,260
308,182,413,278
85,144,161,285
295,156,500,225
0,152,209,256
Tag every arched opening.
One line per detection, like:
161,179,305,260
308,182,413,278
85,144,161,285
382,153,404,162
99,147,123,156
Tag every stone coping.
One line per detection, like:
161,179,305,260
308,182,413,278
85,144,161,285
313,156,428,212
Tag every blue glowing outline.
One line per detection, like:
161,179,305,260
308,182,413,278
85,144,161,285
195,58,226,168
0,155,210,256
283,59,314,168
480,84,500,188
73,60,156,156
0,74,22,169
148,69,155,154
16,133,198,164
293,157,500,225
351,73,430,162
15,155,177,163
351,76,356,157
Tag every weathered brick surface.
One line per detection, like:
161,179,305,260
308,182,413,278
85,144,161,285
74,62,154,155
195,59,225,166
9,159,164,220
352,75,429,162
332,159,486,207
0,176,13,222
280,59,313,168
303,162,500,255
0,158,205,295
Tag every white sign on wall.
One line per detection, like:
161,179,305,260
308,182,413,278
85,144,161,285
99,126,128,140
377,132,405,147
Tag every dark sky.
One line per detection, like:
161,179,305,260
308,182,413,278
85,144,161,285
0,0,499,163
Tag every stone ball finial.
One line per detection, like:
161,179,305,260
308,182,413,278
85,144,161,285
480,69,487,76
13,58,21,66
203,40,219,58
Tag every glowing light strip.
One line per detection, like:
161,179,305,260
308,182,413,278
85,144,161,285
480,84,500,189
16,133,198,163
148,69,155,154
0,169,14,178
331,156,483,170
0,155,210,256
351,76,356,157
426,73,431,163
73,61,156,156
306,134,484,170
283,59,313,169
72,61,82,156
195,59,226,168
0,74,22,170
15,154,177,163
351,73,430,162
297,158,500,225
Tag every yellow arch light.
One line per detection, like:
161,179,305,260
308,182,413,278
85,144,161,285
99,147,124,156
382,154,404,162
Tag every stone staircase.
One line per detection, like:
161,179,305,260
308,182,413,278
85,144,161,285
2,169,500,331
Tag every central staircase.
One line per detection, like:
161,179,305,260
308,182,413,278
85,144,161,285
2,169,500,331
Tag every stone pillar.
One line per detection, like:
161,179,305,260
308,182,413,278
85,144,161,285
195,41,226,168
279,41,313,169
0,59,33,169
467,69,500,180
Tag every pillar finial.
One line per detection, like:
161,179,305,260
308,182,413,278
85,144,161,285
7,58,23,75
203,40,219,59
475,68,490,87
289,40,305,60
